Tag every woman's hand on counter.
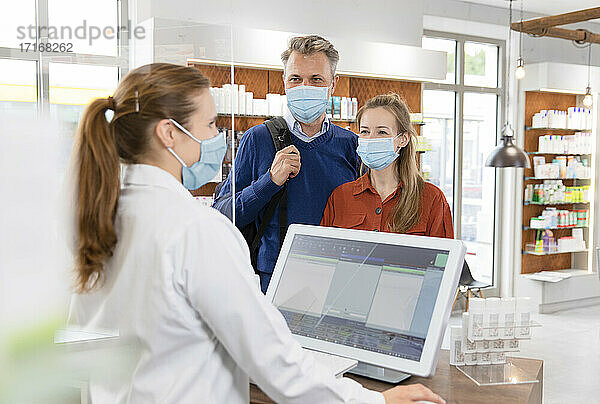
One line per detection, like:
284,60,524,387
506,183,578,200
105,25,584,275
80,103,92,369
382,383,446,404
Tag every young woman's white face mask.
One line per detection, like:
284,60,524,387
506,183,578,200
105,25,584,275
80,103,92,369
357,107,408,170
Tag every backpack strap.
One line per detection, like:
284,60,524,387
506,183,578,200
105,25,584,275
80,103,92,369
265,117,293,150
250,117,294,266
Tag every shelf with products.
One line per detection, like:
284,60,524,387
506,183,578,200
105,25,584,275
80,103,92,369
526,152,591,156
525,127,592,132
216,113,356,123
520,90,596,275
524,177,590,181
523,248,588,256
524,201,590,206
188,60,424,196
523,225,588,231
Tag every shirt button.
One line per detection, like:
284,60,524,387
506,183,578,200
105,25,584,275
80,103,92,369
375,207,382,215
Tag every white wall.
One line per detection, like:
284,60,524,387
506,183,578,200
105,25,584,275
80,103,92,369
133,0,424,47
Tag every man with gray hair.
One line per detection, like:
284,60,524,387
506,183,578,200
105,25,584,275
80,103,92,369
214,35,360,293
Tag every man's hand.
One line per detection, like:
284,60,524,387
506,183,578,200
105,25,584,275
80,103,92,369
270,145,301,186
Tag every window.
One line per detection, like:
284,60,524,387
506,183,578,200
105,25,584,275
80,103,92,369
464,42,499,88
422,32,503,286
0,59,37,120
49,63,119,137
0,1,35,48
1,1,126,143
1,0,126,190
421,37,456,85
462,93,498,283
422,90,455,211
48,0,119,56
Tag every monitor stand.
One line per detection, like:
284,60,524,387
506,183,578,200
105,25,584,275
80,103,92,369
348,362,411,383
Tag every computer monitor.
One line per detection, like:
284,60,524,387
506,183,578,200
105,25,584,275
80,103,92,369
266,224,466,380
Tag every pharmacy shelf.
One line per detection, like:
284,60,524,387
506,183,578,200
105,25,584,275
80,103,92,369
524,201,590,206
523,225,588,231
523,249,588,256
525,126,592,132
216,113,425,126
526,152,591,156
217,113,357,123
523,177,591,180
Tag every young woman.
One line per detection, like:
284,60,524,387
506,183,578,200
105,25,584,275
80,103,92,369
321,93,453,238
68,63,445,404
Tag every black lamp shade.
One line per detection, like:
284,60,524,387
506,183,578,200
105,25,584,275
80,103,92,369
485,135,531,168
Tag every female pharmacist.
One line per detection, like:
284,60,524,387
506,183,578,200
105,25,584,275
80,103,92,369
321,93,453,238
66,63,444,404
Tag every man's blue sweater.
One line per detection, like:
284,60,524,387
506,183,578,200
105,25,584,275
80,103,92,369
213,122,359,292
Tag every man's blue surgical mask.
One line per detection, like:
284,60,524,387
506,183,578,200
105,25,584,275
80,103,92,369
357,135,402,171
167,118,226,190
286,85,329,124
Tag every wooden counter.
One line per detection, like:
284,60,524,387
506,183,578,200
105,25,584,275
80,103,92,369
250,350,543,404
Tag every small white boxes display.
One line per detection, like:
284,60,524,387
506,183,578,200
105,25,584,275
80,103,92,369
451,297,537,367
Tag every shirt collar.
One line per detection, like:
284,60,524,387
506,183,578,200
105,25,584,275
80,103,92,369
123,164,194,201
283,107,330,143
353,172,403,198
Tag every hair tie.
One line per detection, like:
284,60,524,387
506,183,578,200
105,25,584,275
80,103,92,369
106,96,116,111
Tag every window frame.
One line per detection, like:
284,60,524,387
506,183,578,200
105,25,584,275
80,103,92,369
423,30,505,289
0,0,129,114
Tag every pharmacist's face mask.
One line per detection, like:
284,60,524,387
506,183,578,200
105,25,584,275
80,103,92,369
167,118,226,190
286,84,331,124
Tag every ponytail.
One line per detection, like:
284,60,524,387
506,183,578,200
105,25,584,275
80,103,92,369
75,98,120,292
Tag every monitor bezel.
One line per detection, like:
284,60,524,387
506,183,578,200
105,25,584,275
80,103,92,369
266,224,466,377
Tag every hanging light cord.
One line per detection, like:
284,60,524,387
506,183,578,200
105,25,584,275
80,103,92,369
587,42,592,89
519,0,524,59
505,0,513,130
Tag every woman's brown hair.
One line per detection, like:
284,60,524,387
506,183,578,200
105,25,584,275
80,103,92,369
74,63,210,293
356,93,425,233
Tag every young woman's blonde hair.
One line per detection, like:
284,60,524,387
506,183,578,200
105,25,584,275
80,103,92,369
74,63,210,293
356,93,425,233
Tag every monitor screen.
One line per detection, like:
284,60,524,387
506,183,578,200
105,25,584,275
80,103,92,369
272,234,451,362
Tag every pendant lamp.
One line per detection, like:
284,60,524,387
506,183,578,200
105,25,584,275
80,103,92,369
485,0,530,168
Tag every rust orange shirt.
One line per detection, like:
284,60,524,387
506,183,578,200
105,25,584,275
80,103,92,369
320,173,454,238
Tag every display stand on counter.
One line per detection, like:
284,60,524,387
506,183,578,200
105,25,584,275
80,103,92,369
450,297,541,386
186,61,426,198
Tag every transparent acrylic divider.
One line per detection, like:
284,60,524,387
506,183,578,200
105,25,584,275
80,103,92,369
456,359,540,386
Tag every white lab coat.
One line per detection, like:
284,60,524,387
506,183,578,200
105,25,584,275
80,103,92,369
69,164,384,404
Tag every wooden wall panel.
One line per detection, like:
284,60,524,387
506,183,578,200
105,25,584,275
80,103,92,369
333,76,351,98
524,91,576,127
350,77,421,113
268,70,285,95
191,64,231,87
521,254,571,274
235,67,269,99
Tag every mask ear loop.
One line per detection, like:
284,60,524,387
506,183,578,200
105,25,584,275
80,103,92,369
167,118,204,168
169,118,202,143
167,147,188,168
394,133,406,154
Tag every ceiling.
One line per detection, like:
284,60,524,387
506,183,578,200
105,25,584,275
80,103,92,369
461,0,600,17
